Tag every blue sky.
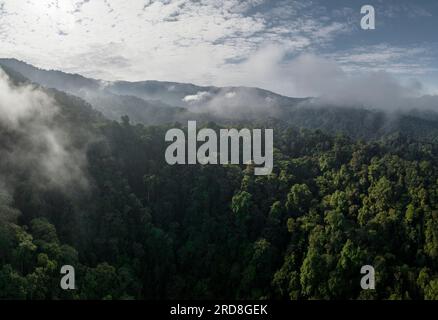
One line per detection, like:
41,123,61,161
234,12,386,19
0,0,437,97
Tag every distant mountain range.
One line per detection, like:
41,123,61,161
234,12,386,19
1,58,438,141
0,58,305,124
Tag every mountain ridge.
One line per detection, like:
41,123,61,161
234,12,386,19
1,58,438,141
0,58,302,106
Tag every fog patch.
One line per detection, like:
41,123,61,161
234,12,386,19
0,68,89,193
183,91,212,103
185,87,283,119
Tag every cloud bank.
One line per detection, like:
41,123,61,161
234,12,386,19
220,47,436,111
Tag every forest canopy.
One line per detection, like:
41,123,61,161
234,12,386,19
0,65,437,300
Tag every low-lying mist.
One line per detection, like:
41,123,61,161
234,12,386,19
0,68,89,195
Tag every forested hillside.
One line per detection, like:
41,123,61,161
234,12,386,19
0,65,437,300
2,59,438,142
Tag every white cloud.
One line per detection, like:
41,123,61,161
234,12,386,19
330,44,432,75
0,0,349,86
215,49,431,110
183,91,211,103
225,91,236,98
0,0,436,97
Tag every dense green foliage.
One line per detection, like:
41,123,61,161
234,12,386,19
1,115,437,299
0,65,437,300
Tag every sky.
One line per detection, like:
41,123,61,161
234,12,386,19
0,0,437,98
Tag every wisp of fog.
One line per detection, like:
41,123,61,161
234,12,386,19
0,68,89,194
